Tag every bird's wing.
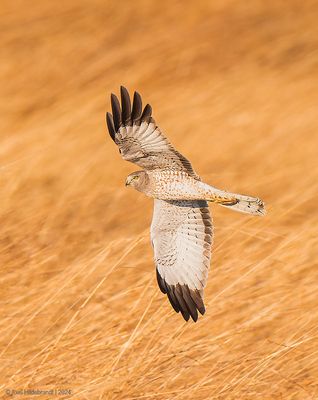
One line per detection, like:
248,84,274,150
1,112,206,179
151,199,213,322
106,86,199,179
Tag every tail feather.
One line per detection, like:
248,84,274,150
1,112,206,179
205,186,265,216
220,195,265,216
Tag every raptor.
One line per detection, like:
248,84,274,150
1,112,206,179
106,86,265,322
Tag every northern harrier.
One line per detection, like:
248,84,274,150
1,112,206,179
106,86,265,322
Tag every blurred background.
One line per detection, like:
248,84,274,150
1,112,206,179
1,0,318,398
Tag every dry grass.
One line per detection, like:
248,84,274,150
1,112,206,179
1,0,318,398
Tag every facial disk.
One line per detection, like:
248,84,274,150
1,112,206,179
125,171,150,194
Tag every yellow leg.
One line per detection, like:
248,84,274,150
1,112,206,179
208,195,239,205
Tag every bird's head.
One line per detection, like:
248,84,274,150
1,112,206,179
125,170,150,193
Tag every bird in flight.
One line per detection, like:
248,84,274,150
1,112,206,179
106,86,265,322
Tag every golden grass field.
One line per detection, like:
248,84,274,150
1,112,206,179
1,0,318,398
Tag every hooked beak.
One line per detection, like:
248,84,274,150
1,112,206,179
125,174,139,187
125,177,131,187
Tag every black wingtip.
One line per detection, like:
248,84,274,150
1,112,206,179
190,289,205,316
106,112,116,141
109,88,153,128
156,270,205,322
131,91,142,122
141,104,152,122
182,285,199,322
110,93,122,131
167,288,180,313
156,269,167,294
120,86,131,125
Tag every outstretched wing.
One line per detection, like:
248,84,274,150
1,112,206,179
106,86,199,179
151,199,213,322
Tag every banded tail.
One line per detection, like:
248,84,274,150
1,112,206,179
203,185,265,216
